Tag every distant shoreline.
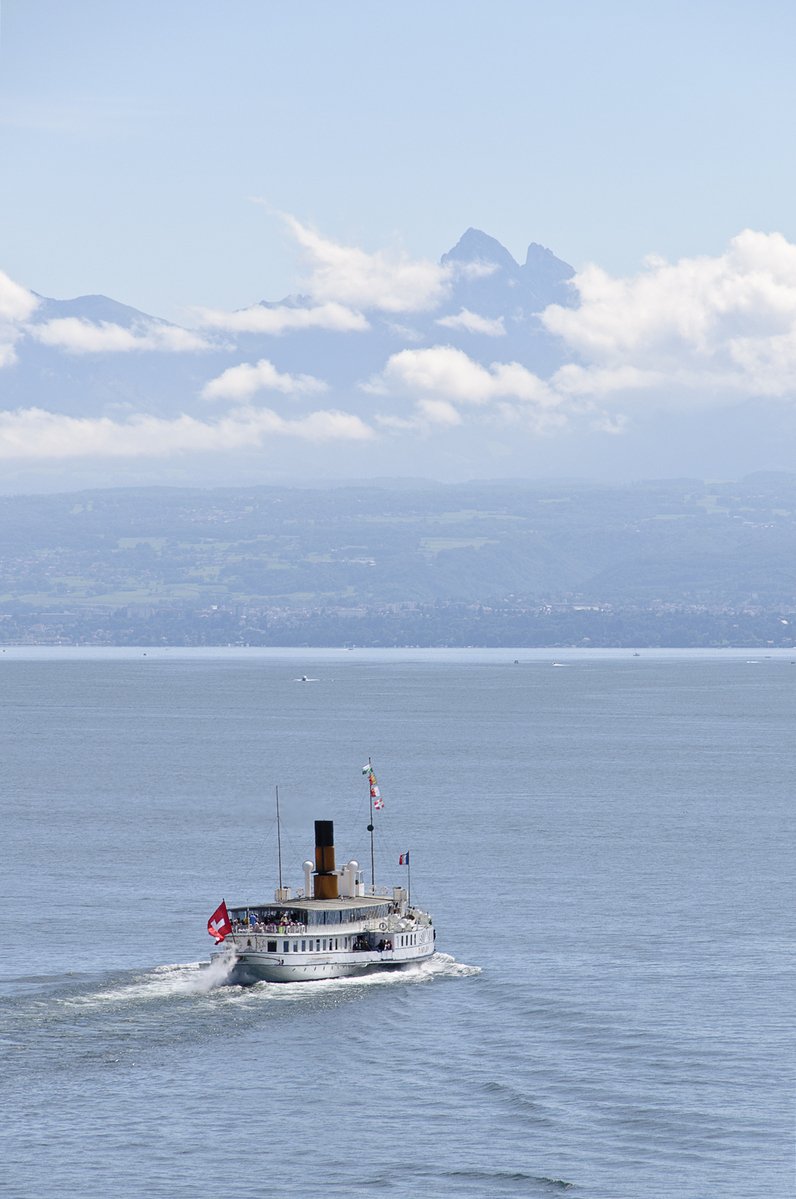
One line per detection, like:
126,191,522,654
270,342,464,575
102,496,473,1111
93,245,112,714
0,645,792,662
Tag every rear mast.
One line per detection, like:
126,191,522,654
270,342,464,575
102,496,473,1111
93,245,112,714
366,756,376,891
275,784,283,892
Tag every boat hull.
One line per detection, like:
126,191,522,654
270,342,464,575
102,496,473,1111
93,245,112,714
213,944,435,984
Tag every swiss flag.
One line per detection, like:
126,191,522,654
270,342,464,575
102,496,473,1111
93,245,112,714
207,900,232,943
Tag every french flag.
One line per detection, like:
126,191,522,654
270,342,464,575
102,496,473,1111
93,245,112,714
398,851,410,865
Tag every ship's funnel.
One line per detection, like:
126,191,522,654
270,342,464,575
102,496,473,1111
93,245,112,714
313,819,339,900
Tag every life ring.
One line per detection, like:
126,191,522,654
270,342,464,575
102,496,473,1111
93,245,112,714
379,922,387,931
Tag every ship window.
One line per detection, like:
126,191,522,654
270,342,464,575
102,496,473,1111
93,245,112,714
283,941,289,953
267,940,277,953
292,942,298,952
301,940,306,952
316,940,321,951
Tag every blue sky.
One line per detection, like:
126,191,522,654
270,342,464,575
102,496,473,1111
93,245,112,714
2,0,795,319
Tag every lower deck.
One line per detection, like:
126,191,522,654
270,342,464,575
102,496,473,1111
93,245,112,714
212,923,436,983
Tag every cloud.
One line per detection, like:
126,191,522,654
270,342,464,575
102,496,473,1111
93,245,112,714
454,260,499,280
0,405,374,460
365,345,567,434
367,345,557,406
202,358,327,401
541,230,796,404
377,398,463,432
0,271,39,367
366,230,796,438
196,300,369,335
0,272,39,323
30,317,211,354
283,214,451,313
0,341,20,369
435,308,506,337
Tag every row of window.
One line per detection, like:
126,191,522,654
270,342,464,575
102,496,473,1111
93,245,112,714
267,937,351,953
263,932,423,954
231,904,392,927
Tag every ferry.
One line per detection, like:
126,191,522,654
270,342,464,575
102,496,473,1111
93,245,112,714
206,773,435,984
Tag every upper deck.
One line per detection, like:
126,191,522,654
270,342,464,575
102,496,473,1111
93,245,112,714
229,895,397,930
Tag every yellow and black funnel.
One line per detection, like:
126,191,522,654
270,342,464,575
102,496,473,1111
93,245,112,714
313,820,339,899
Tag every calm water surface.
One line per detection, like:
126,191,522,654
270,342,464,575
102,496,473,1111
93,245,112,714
1,649,793,1198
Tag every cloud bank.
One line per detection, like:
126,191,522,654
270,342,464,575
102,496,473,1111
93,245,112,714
283,214,451,313
8,222,796,465
365,230,796,437
542,229,796,405
196,300,369,336
0,405,374,460
30,317,212,354
436,308,506,336
366,345,568,433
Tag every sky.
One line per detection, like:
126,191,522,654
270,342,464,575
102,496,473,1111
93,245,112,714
2,0,796,488
2,0,796,319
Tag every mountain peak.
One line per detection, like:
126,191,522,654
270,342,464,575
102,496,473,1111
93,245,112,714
32,293,163,327
441,228,520,273
523,242,575,286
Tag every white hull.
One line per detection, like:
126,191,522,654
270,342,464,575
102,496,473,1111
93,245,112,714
213,940,435,984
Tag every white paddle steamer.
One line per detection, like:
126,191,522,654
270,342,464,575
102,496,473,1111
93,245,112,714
207,771,435,983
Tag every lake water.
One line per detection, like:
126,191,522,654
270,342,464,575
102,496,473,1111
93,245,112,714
1,648,793,1198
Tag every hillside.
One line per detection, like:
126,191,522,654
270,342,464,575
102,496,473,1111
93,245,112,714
2,475,796,645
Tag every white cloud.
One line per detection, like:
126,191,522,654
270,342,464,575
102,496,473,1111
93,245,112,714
417,398,462,426
283,214,451,313
376,397,463,433
30,317,211,354
552,363,664,397
368,345,557,407
196,300,369,335
0,341,20,369
541,229,796,404
0,271,39,367
454,260,499,280
0,272,38,323
0,405,374,460
436,308,506,336
366,345,567,435
202,358,327,401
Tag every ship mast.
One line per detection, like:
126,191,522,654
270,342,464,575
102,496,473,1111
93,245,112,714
366,757,375,891
275,784,283,891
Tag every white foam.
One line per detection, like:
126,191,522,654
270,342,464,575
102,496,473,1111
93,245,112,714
63,952,479,1010
243,952,481,1000
63,955,237,1008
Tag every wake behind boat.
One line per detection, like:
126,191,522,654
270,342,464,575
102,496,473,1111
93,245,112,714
206,766,435,984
